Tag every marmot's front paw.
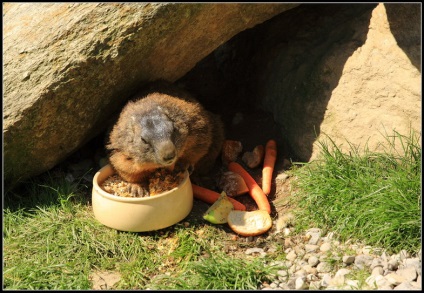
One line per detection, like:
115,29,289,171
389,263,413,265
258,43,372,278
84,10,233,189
174,160,194,174
126,183,150,197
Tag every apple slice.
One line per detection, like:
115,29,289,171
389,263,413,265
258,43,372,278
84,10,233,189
203,192,234,224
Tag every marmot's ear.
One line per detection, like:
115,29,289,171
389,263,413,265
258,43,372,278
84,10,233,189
173,120,188,136
157,106,174,123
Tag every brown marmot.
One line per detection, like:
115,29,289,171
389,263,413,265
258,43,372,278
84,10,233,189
106,82,224,197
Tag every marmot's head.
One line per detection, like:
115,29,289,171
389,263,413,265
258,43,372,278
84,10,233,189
107,101,189,167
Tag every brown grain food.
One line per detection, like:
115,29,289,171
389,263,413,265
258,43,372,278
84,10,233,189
101,168,185,198
148,168,186,195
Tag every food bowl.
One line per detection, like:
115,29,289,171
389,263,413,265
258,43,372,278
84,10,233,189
92,164,193,232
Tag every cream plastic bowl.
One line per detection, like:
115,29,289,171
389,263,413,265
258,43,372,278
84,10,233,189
92,164,193,232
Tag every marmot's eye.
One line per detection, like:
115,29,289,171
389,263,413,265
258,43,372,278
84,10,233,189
126,156,133,161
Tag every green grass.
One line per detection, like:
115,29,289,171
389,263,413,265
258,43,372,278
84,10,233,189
149,253,279,290
3,172,282,289
289,129,421,254
4,129,421,289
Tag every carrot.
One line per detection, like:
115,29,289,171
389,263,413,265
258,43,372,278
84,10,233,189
228,162,271,214
192,184,246,211
262,139,277,195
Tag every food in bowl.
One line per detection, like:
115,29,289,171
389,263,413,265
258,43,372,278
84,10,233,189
92,164,193,232
101,168,185,197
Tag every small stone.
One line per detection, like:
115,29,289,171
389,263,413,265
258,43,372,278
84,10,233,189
394,282,420,290
371,257,384,269
396,266,417,282
371,266,384,276
286,250,297,261
365,275,378,288
329,275,345,287
287,277,296,289
354,254,374,269
345,279,360,290
283,228,291,236
320,242,332,252
404,258,421,273
288,264,298,274
303,265,317,275
399,250,411,261
241,145,264,169
306,228,322,245
269,282,278,289
309,281,321,290
388,259,399,271
275,172,289,182
375,275,393,289
304,244,319,253
385,272,406,286
267,246,277,253
293,246,305,256
306,274,318,282
284,238,293,248
295,277,309,290
335,268,351,278
245,247,266,257
320,273,332,287
316,262,332,273
277,269,288,278
343,255,355,265
294,269,307,278
308,255,320,267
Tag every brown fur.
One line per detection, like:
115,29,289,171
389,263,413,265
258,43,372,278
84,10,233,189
106,83,224,196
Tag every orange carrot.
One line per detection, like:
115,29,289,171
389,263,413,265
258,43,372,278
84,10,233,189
228,162,271,214
192,184,246,211
262,139,277,195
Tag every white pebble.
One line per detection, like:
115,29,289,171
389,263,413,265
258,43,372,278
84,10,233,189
320,242,332,252
295,277,309,290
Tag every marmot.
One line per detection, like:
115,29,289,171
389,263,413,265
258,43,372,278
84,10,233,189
106,82,224,197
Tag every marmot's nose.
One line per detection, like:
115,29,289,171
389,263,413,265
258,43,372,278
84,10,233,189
158,141,176,165
162,150,176,163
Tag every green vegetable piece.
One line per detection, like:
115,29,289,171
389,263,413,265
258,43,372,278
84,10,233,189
203,191,234,224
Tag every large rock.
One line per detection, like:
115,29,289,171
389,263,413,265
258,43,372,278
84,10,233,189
3,3,297,186
257,3,421,160
180,4,421,161
315,3,421,159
